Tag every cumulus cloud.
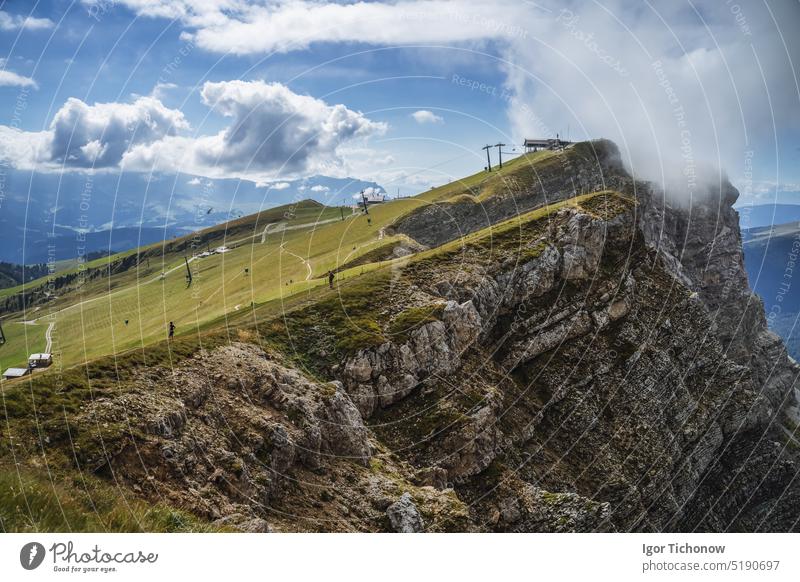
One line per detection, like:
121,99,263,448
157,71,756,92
191,79,386,174
104,0,800,200
0,69,38,88
270,181,291,190
310,184,329,192
0,96,188,169
0,80,386,181
0,10,54,31
45,96,190,168
411,110,444,124
122,80,386,178
0,126,51,171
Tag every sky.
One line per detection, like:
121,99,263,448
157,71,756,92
0,0,799,206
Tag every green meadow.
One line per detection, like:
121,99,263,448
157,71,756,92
0,149,576,373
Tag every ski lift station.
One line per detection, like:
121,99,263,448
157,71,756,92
29,353,53,368
523,137,571,152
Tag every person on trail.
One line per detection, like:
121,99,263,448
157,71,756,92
124,319,129,326
328,270,335,289
168,321,175,340
367,217,372,226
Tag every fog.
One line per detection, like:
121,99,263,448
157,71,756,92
502,1,800,202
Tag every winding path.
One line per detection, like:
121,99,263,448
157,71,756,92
44,321,54,353
281,243,313,281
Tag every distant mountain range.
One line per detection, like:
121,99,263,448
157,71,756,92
0,169,385,264
736,203,800,229
742,219,800,359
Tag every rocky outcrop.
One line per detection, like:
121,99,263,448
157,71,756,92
635,179,800,531
341,300,482,417
339,145,800,532
76,344,373,526
391,141,627,248
386,492,425,532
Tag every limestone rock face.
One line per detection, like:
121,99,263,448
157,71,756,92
341,300,482,417
61,140,800,532
337,142,799,532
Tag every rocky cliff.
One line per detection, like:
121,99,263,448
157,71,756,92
7,141,799,532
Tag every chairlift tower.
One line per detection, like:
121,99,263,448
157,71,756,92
184,256,193,285
494,143,506,169
482,145,493,171
361,191,370,215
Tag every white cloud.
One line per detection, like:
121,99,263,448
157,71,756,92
49,96,190,167
271,182,291,190
151,82,178,100
0,126,51,171
0,80,385,181
411,110,444,124
0,96,190,169
187,177,202,185
497,2,800,198
0,10,54,31
101,1,529,54
0,69,38,88
310,184,329,192
124,79,387,178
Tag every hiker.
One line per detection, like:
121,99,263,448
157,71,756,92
328,270,335,289
168,321,175,340
367,217,372,226
124,319,129,326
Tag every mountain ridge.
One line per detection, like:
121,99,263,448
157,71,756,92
1,140,799,532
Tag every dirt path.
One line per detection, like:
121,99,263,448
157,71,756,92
281,243,313,281
44,321,54,353
259,216,344,244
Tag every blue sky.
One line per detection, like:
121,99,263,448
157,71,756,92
1,0,799,204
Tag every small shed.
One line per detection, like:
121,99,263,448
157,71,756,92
28,353,53,368
3,367,31,380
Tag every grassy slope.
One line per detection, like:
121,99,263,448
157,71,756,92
0,148,583,372
0,321,46,371
0,468,222,532
0,182,632,530
255,190,631,377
